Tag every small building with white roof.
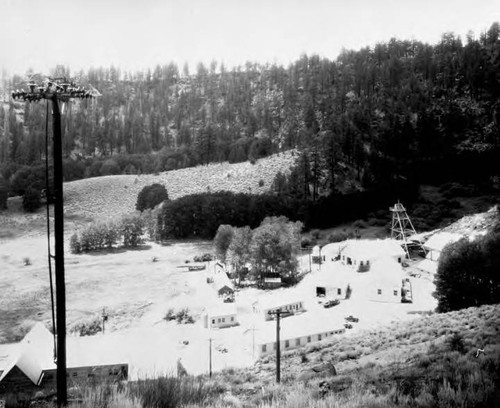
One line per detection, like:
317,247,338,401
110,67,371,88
366,259,406,303
252,294,305,321
203,303,238,329
340,239,407,271
0,323,128,393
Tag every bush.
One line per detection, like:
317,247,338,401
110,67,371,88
71,317,102,336
136,183,169,212
70,233,82,254
310,229,322,240
193,253,214,262
327,230,351,243
121,215,144,247
0,177,8,210
22,187,41,212
100,159,121,176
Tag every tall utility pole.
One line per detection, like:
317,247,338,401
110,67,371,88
12,80,98,407
51,93,67,406
268,310,282,383
209,337,213,377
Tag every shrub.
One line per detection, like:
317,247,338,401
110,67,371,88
0,177,8,210
447,332,466,354
121,215,144,248
310,229,321,240
70,233,82,254
71,317,102,336
193,253,214,262
164,309,176,322
22,187,41,212
258,179,265,187
100,159,121,176
136,183,169,212
327,231,350,243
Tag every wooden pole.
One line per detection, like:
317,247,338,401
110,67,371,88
52,94,67,407
276,311,281,383
209,338,212,377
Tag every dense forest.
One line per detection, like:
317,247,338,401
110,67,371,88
1,23,499,201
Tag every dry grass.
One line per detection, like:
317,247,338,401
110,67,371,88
63,151,297,221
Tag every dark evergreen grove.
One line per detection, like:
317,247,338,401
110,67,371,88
434,217,500,312
1,23,499,206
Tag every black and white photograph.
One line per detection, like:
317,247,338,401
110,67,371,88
1,0,500,406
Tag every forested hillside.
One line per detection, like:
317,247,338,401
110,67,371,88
1,23,499,199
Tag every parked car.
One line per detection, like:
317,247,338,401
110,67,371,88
344,323,353,329
345,315,359,323
323,299,340,308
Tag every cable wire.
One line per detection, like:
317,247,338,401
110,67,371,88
45,100,57,363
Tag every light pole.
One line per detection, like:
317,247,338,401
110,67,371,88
12,78,98,407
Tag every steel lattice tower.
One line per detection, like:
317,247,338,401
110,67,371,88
390,201,420,259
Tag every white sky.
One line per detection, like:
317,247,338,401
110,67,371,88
1,0,499,75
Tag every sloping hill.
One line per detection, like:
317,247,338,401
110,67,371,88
63,151,297,220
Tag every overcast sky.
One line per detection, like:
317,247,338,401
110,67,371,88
1,0,499,75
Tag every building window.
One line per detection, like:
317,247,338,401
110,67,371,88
367,260,370,265
377,289,382,295
231,316,234,322
360,261,363,266
337,288,341,295
398,257,401,263
262,344,267,353
212,319,215,324
296,338,301,346
274,343,277,350
318,334,322,341
285,340,289,348
222,318,225,322
218,318,221,323
307,336,311,343
394,290,398,296
73,372,77,377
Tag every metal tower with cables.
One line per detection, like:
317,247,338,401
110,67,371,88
12,77,99,407
390,201,420,259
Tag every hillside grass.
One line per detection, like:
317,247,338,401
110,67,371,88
62,151,297,221
8,304,498,408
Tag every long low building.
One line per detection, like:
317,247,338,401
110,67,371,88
252,295,305,321
254,314,345,357
0,323,128,394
